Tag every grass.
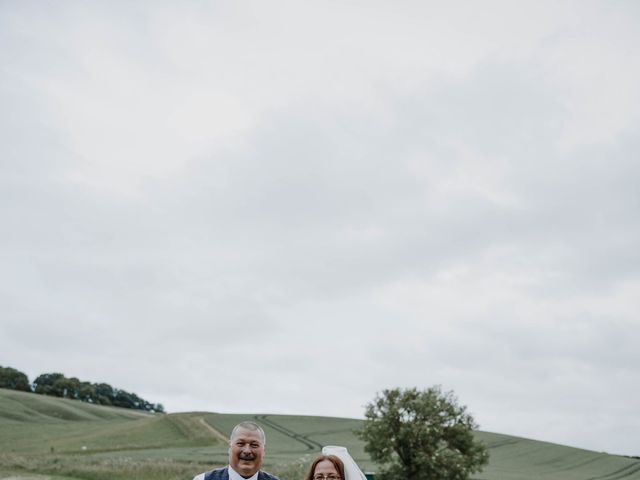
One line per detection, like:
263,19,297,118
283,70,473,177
1,388,639,480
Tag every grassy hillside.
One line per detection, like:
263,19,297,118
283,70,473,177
1,388,639,480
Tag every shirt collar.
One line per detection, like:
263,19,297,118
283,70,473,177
228,466,259,480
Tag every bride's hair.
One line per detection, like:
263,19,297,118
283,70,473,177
304,455,346,480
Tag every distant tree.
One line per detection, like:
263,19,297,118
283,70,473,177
112,388,135,409
0,366,31,392
53,376,81,399
94,382,115,405
358,386,489,480
78,381,96,402
33,373,66,395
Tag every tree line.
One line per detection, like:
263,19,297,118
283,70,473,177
0,365,164,413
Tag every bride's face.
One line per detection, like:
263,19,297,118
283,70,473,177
313,459,341,480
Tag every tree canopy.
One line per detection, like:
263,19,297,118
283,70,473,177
358,386,489,480
0,365,31,392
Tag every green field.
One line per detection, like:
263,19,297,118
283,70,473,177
1,388,638,480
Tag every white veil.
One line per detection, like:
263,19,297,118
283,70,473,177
321,445,367,480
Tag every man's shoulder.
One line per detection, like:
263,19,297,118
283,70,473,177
258,471,280,480
194,468,278,480
193,466,229,480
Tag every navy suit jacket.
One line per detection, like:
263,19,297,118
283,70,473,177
201,466,279,480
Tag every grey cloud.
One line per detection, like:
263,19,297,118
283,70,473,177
2,0,640,457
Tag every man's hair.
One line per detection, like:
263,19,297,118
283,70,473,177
230,421,266,445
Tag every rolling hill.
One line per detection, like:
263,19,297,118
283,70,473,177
1,388,638,480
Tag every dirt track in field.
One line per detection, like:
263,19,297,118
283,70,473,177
254,414,323,450
198,416,229,443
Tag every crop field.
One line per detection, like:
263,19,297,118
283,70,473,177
1,388,639,480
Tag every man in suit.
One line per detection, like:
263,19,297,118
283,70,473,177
193,420,279,480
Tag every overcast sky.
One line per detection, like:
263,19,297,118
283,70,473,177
1,0,639,457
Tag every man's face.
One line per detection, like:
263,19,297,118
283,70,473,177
228,428,265,478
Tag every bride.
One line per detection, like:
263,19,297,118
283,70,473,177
304,446,367,480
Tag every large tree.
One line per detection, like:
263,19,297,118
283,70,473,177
358,386,489,480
